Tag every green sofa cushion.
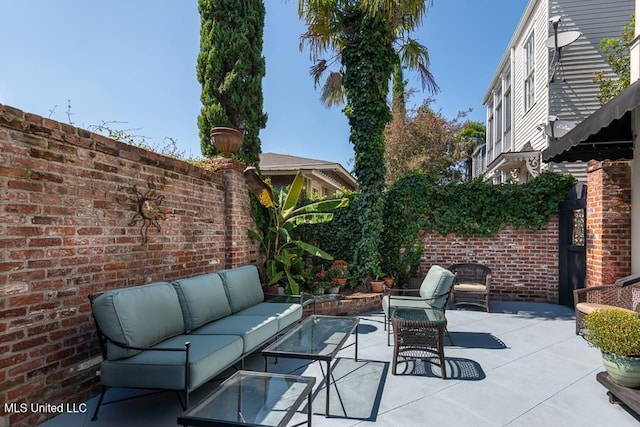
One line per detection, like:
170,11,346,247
92,282,185,360
99,334,243,390
172,273,232,331
235,302,302,331
217,265,264,313
189,314,278,354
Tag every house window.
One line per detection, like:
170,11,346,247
495,89,502,156
524,32,535,111
504,73,511,131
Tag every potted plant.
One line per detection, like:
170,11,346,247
584,308,640,388
369,274,385,293
328,260,350,287
383,274,395,288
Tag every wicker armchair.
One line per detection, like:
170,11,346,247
448,263,492,312
573,274,640,335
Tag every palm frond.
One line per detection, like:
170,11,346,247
320,72,345,107
310,59,328,88
398,38,439,94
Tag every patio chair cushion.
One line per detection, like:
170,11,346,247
217,265,264,313
575,302,636,316
91,282,185,360
453,283,487,293
419,265,456,309
234,302,303,331
99,334,243,390
189,314,279,353
172,273,232,331
381,295,436,316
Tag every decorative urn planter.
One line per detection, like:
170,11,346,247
210,127,244,155
601,351,640,388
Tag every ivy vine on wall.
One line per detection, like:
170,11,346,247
379,171,577,283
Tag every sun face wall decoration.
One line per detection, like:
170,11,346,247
119,177,166,244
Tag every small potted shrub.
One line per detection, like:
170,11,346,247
584,308,640,388
328,260,350,287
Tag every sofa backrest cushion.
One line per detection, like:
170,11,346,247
419,265,456,309
217,265,264,313
91,282,185,360
172,272,232,331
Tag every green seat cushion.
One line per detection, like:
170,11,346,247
235,302,302,331
99,334,243,390
189,315,279,354
419,265,455,309
172,273,232,331
382,295,435,316
91,282,185,360
217,265,264,313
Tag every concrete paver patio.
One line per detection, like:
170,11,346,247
39,301,639,426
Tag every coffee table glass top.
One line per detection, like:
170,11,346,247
262,315,358,360
393,307,446,323
178,371,315,427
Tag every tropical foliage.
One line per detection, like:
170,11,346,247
246,168,348,295
594,14,635,104
297,0,437,281
196,0,267,165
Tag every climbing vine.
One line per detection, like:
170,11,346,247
379,171,577,283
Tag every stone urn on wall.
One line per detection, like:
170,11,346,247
210,127,244,155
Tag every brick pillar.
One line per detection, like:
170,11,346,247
586,160,632,288
219,158,256,268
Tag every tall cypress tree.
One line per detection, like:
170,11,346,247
196,0,267,165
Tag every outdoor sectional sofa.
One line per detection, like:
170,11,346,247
88,265,302,421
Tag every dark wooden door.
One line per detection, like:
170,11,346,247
558,184,587,307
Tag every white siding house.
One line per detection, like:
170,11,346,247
475,0,634,183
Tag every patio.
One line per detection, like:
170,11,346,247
39,301,639,427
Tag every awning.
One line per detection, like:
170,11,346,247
542,79,639,163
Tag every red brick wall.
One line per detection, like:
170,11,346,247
586,160,632,288
0,104,258,427
418,218,560,303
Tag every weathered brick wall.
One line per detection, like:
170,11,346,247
0,104,257,427
418,218,560,303
586,160,632,288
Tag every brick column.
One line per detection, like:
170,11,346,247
219,158,257,268
586,160,632,288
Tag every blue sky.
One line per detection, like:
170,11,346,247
0,0,528,169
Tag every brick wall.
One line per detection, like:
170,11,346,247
418,218,560,303
586,160,632,288
0,104,258,427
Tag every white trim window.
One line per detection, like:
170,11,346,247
504,73,511,131
523,31,535,111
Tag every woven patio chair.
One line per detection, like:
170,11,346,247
573,273,640,335
448,263,492,313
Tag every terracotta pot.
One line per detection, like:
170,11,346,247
370,280,384,293
210,127,244,154
332,278,347,286
383,277,394,288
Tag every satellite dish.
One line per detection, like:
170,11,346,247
545,120,576,139
545,30,581,49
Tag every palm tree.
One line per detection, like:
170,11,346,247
296,0,438,280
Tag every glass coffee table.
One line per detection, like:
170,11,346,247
261,315,359,416
177,370,315,427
